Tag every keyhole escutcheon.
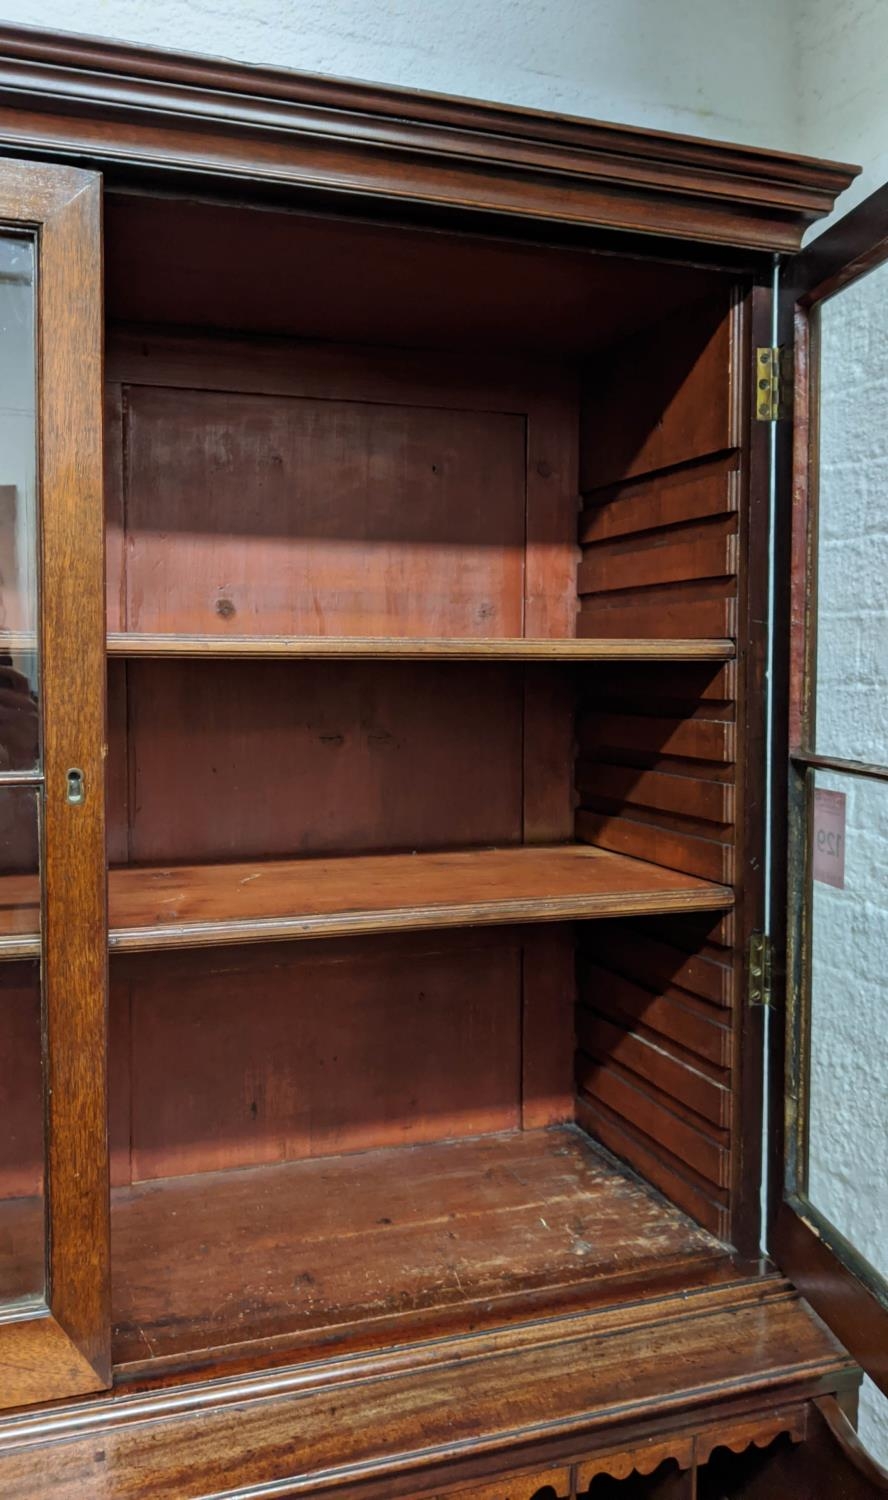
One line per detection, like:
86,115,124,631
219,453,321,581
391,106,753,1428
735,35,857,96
66,768,85,806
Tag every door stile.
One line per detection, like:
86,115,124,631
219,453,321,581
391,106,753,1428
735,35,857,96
38,166,109,1389
729,275,776,1258
0,160,108,1406
763,248,798,1248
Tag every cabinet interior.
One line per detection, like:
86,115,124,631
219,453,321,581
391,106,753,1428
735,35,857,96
2,190,749,1377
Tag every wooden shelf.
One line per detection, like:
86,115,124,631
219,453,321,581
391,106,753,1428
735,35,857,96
106,632,735,662
0,631,37,653
113,844,731,953
0,845,733,958
100,1126,730,1368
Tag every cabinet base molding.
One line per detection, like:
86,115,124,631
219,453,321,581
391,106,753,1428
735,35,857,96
0,1278,857,1499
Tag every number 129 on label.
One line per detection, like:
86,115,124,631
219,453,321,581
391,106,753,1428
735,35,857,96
812,788,846,889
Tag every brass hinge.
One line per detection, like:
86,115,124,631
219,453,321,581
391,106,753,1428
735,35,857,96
755,345,792,421
747,931,773,1007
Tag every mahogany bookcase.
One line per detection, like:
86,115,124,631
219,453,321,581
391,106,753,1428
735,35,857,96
0,22,884,1500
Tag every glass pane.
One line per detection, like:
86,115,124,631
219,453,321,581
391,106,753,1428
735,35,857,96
814,255,888,765
0,233,38,772
0,786,43,1306
807,767,888,1285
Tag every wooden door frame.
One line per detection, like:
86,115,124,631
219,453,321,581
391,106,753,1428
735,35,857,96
770,181,888,1397
0,159,109,1406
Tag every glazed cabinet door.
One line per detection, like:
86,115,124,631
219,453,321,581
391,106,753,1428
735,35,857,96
0,161,108,1406
772,183,888,1398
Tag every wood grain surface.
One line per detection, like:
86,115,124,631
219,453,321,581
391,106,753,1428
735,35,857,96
106,633,735,661
0,1276,855,1498
0,844,733,957
106,1124,726,1366
122,385,526,640
0,24,858,249
119,932,525,1182
0,158,110,1405
102,194,730,357
0,26,867,1490
110,658,525,865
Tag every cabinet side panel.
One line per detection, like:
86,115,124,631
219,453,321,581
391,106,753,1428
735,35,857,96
575,677,738,1240
577,912,733,1239
575,659,737,889
578,286,739,644
575,286,750,1248
580,292,735,492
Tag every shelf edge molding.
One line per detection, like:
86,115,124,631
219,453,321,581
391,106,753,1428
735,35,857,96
110,888,733,953
0,846,734,959
105,633,736,662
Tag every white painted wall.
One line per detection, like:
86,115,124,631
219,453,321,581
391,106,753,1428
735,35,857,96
0,0,801,147
0,1,883,212
0,0,884,1469
795,0,888,234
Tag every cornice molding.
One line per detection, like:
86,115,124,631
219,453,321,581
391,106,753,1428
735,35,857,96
0,23,859,250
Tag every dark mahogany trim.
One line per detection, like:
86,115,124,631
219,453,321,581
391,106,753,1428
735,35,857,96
0,1277,858,1500
0,22,858,251
766,282,796,1250
816,1397,888,1486
729,277,773,1259
786,181,888,305
775,1203,888,1400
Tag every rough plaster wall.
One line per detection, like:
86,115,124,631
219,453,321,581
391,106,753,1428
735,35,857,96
0,0,801,145
809,780,888,1465
1,2,883,211
794,0,888,236
0,0,884,1467
807,256,888,1468
814,256,888,771
809,778,887,1284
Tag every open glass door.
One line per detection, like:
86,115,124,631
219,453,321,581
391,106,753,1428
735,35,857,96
774,184,888,1412
0,160,108,1406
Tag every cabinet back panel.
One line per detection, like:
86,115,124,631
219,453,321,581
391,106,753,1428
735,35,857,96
121,385,526,639
105,328,581,642
0,962,43,1201
108,659,524,864
110,932,523,1182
